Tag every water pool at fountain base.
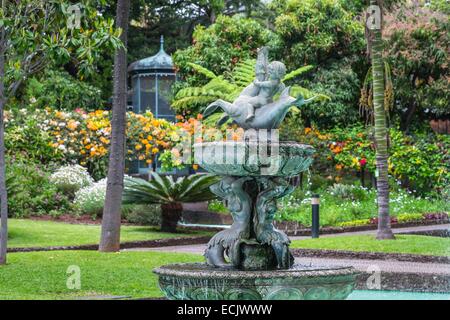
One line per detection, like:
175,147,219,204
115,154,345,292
153,263,358,300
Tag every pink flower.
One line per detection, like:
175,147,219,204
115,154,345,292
359,158,367,166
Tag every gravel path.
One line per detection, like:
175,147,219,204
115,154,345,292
123,224,450,276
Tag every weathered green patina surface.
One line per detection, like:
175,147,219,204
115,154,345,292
153,47,358,300
154,264,358,300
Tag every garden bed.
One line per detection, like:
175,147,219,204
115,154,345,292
292,248,450,264
291,235,450,258
275,218,449,236
8,235,212,253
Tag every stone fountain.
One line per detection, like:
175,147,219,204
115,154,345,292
153,48,358,300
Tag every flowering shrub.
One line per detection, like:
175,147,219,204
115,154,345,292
6,157,73,218
337,213,448,228
74,178,107,217
50,165,93,195
293,124,449,195
5,108,182,179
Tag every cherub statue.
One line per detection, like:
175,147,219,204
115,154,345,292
244,61,287,122
203,47,316,129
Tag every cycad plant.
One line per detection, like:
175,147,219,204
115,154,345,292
172,60,329,117
123,173,219,232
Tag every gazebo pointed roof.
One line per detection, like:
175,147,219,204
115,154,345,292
128,36,174,74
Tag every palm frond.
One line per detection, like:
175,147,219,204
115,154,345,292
123,173,219,205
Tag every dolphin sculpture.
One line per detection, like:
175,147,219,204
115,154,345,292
203,86,317,130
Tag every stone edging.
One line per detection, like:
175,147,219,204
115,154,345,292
356,272,450,293
7,235,212,253
292,248,450,264
276,219,449,236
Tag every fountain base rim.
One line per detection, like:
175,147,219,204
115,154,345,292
154,263,358,279
153,263,359,300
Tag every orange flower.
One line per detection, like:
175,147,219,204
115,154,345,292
67,120,78,131
304,127,312,135
193,164,199,170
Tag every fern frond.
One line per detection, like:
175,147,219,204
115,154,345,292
203,77,236,94
232,59,256,87
172,96,219,109
187,62,217,79
289,85,330,101
283,65,314,82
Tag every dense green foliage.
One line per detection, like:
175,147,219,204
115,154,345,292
298,58,361,128
276,184,450,227
23,70,103,111
6,159,72,218
268,0,365,69
383,3,450,130
1,0,122,109
173,15,275,87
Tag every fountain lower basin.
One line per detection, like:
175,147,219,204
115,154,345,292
154,263,359,300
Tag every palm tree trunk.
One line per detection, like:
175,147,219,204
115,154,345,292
161,203,183,233
99,0,131,252
0,48,7,265
370,0,394,240
0,1,8,264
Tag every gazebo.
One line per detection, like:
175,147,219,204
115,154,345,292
127,36,177,175
128,36,176,121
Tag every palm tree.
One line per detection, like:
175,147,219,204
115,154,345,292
0,0,8,265
368,0,395,239
123,173,219,232
99,0,131,252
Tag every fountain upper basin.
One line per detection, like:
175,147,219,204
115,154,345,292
194,141,315,177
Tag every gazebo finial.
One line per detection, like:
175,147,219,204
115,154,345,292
160,35,165,52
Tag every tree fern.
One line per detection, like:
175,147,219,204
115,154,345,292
172,58,328,115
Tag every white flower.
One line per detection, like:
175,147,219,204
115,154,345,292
50,165,94,194
74,175,131,216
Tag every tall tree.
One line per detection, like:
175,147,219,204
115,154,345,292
0,0,121,265
368,0,394,239
99,0,130,252
0,0,7,265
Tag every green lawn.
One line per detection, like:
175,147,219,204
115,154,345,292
291,235,450,256
8,219,209,248
0,251,202,300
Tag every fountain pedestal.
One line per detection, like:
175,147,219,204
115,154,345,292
153,140,359,300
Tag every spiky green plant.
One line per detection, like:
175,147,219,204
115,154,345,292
172,60,329,116
123,173,219,232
